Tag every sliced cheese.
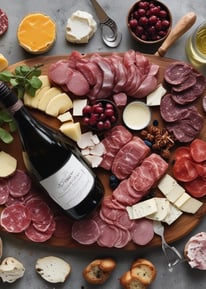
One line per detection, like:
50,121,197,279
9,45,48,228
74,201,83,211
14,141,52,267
38,87,62,111
59,122,81,142
174,192,191,209
178,197,203,214
162,203,183,225
84,154,103,168
158,174,185,203
73,99,87,116
126,198,157,220
17,13,56,54
147,198,170,221
146,84,166,106
38,75,50,88
57,111,73,122
30,86,51,108
23,92,33,107
45,93,73,117
0,151,17,178
77,131,95,149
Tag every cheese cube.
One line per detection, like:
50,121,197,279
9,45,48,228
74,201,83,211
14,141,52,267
57,111,73,122
59,122,81,142
126,198,157,220
179,197,203,214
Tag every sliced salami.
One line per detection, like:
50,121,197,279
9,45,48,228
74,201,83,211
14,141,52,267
72,219,100,245
8,170,31,198
25,223,54,242
0,179,9,205
26,199,52,223
164,62,192,85
0,9,8,36
0,203,31,233
96,223,120,248
190,138,206,163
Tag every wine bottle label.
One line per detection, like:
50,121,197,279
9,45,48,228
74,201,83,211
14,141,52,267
40,155,94,210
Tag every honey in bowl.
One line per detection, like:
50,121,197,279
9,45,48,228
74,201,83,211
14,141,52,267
185,21,206,74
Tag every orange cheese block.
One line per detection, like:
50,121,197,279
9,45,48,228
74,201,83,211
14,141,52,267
17,13,56,54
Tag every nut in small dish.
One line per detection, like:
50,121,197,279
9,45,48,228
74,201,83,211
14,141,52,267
127,0,172,52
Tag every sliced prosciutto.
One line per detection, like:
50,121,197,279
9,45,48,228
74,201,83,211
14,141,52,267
111,136,150,180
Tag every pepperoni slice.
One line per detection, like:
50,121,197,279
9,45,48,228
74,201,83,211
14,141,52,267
0,180,9,205
190,139,206,163
8,170,31,197
0,9,8,36
184,176,206,198
172,158,198,182
0,203,31,233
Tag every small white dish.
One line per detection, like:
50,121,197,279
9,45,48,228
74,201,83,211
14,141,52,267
123,101,151,130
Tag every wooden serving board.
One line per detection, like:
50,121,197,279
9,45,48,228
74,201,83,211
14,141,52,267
0,53,206,250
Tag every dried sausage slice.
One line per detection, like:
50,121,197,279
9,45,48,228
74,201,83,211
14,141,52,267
184,176,206,198
0,180,9,205
172,158,198,182
190,139,206,163
0,9,8,36
8,170,31,197
72,219,100,245
0,204,31,233
164,62,192,85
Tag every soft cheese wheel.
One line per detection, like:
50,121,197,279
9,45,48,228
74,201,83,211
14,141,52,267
17,13,56,54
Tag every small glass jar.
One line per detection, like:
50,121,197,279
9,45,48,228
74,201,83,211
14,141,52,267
185,21,206,74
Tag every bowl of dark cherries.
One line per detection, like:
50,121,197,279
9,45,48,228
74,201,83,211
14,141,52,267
82,100,118,132
127,0,172,51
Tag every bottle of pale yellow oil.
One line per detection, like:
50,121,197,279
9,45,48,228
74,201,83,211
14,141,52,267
185,21,206,75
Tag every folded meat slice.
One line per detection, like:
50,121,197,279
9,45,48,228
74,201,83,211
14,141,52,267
130,153,168,193
112,136,150,180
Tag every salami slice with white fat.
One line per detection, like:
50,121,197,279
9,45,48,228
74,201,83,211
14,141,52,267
0,9,8,36
26,199,52,223
0,180,9,205
8,169,31,197
164,62,192,85
0,203,31,233
25,222,54,242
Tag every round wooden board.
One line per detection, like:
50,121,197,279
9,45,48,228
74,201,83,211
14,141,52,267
0,53,206,250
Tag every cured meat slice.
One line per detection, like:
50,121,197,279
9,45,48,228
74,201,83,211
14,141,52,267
167,110,204,143
26,199,52,223
172,73,197,92
112,180,140,206
164,62,192,85
48,61,71,85
190,139,206,163
8,170,31,198
65,68,90,96
113,228,132,248
0,203,31,233
0,180,9,205
76,60,97,86
112,136,150,180
131,218,154,245
0,9,8,36
202,95,206,113
172,158,198,182
97,223,120,248
25,222,55,242
171,74,206,105
184,176,206,198
110,55,127,93
32,213,54,233
72,219,100,245
174,146,191,161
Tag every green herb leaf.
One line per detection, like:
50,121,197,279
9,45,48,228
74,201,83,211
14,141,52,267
0,127,14,144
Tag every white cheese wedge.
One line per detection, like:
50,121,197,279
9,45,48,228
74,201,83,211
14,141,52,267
60,122,81,142
84,154,103,168
158,174,185,203
38,87,62,111
126,198,157,220
174,192,191,209
178,197,203,214
65,10,97,44
57,111,73,122
89,142,105,156
163,203,183,225
147,198,170,221
146,84,166,106
38,75,50,88
0,257,25,283
77,131,94,149
45,93,73,117
0,151,17,178
73,99,87,116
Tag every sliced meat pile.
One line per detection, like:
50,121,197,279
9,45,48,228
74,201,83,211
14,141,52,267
48,50,159,100
72,152,168,248
0,169,72,242
172,138,206,198
160,62,205,143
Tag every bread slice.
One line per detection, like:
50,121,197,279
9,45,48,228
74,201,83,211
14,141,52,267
130,258,156,285
35,256,71,283
120,270,147,289
83,258,116,284
0,257,25,283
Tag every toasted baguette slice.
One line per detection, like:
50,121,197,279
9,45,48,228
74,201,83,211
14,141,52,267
35,256,71,283
130,258,156,285
120,270,147,289
83,258,116,284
